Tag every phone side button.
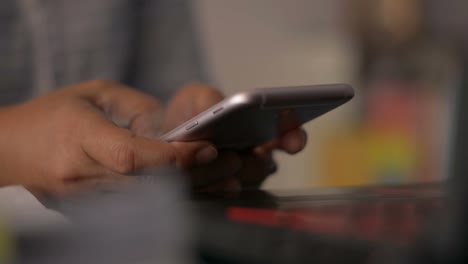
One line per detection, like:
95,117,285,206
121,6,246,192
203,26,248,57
185,121,199,130
213,107,223,114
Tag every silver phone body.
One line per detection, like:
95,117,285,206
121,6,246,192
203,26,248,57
160,84,354,150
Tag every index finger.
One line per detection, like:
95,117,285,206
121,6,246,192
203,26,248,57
75,80,163,138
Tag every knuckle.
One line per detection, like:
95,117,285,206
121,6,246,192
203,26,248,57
112,140,137,174
88,79,117,88
185,82,224,98
182,82,212,91
142,98,161,112
49,160,76,183
160,145,178,167
50,163,68,179
56,103,81,126
83,79,119,95
137,92,161,107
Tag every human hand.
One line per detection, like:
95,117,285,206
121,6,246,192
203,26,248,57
162,83,307,192
0,80,218,197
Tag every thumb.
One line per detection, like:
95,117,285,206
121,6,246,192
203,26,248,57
80,109,218,174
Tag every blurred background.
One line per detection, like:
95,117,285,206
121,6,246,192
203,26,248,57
1,1,468,262
193,0,467,190
1,0,467,222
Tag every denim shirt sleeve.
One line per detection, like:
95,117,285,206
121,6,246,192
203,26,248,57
0,0,209,105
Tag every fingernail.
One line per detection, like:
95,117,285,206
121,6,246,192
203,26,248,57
196,145,218,164
287,130,306,153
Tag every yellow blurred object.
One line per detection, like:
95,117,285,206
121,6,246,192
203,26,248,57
0,218,14,263
319,128,419,187
320,131,371,186
367,130,418,182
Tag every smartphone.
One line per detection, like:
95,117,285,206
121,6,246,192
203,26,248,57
161,84,354,150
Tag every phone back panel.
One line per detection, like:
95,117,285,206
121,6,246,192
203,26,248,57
161,84,354,150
